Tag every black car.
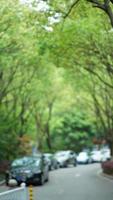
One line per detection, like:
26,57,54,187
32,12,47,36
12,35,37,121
5,154,49,186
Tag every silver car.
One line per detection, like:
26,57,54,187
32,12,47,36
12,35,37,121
54,150,77,167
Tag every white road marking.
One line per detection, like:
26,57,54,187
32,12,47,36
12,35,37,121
75,174,81,177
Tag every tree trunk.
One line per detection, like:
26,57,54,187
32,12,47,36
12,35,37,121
44,100,55,150
35,115,43,151
108,140,113,157
45,123,52,150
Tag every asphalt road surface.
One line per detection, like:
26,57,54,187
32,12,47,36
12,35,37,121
0,164,113,200
34,164,113,200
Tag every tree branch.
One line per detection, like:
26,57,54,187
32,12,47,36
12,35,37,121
87,0,105,10
63,0,80,19
84,67,113,89
87,0,113,27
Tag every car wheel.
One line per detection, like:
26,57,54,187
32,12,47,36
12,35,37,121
39,174,44,185
64,161,68,168
5,179,9,186
49,165,52,171
45,173,49,182
56,163,59,169
74,161,77,167
5,173,9,186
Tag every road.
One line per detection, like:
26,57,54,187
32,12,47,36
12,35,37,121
35,164,113,200
0,164,113,200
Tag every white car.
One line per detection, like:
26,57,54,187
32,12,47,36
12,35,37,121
91,150,103,162
54,151,76,167
77,152,90,164
91,148,111,162
101,148,111,161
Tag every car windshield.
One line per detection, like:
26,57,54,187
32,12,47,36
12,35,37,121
55,151,68,157
11,156,40,167
91,151,101,155
78,152,87,157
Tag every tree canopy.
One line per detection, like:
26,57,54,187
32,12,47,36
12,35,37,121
0,0,113,163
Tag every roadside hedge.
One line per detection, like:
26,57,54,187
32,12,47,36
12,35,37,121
101,161,113,175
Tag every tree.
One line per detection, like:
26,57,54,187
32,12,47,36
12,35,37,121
87,0,113,27
49,0,113,27
43,2,113,154
0,0,48,159
1,0,113,161
52,110,96,152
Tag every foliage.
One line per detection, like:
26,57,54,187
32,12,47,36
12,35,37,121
0,107,19,160
18,135,32,155
0,0,42,159
101,161,113,175
52,110,96,152
0,0,113,162
46,1,113,153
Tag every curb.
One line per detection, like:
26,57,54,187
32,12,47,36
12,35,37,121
102,172,113,180
97,169,113,183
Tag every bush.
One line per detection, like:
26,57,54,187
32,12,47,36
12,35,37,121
101,161,113,175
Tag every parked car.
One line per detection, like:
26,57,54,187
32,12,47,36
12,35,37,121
90,150,102,162
101,148,111,161
77,152,91,164
44,153,59,170
5,154,49,186
54,150,77,167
